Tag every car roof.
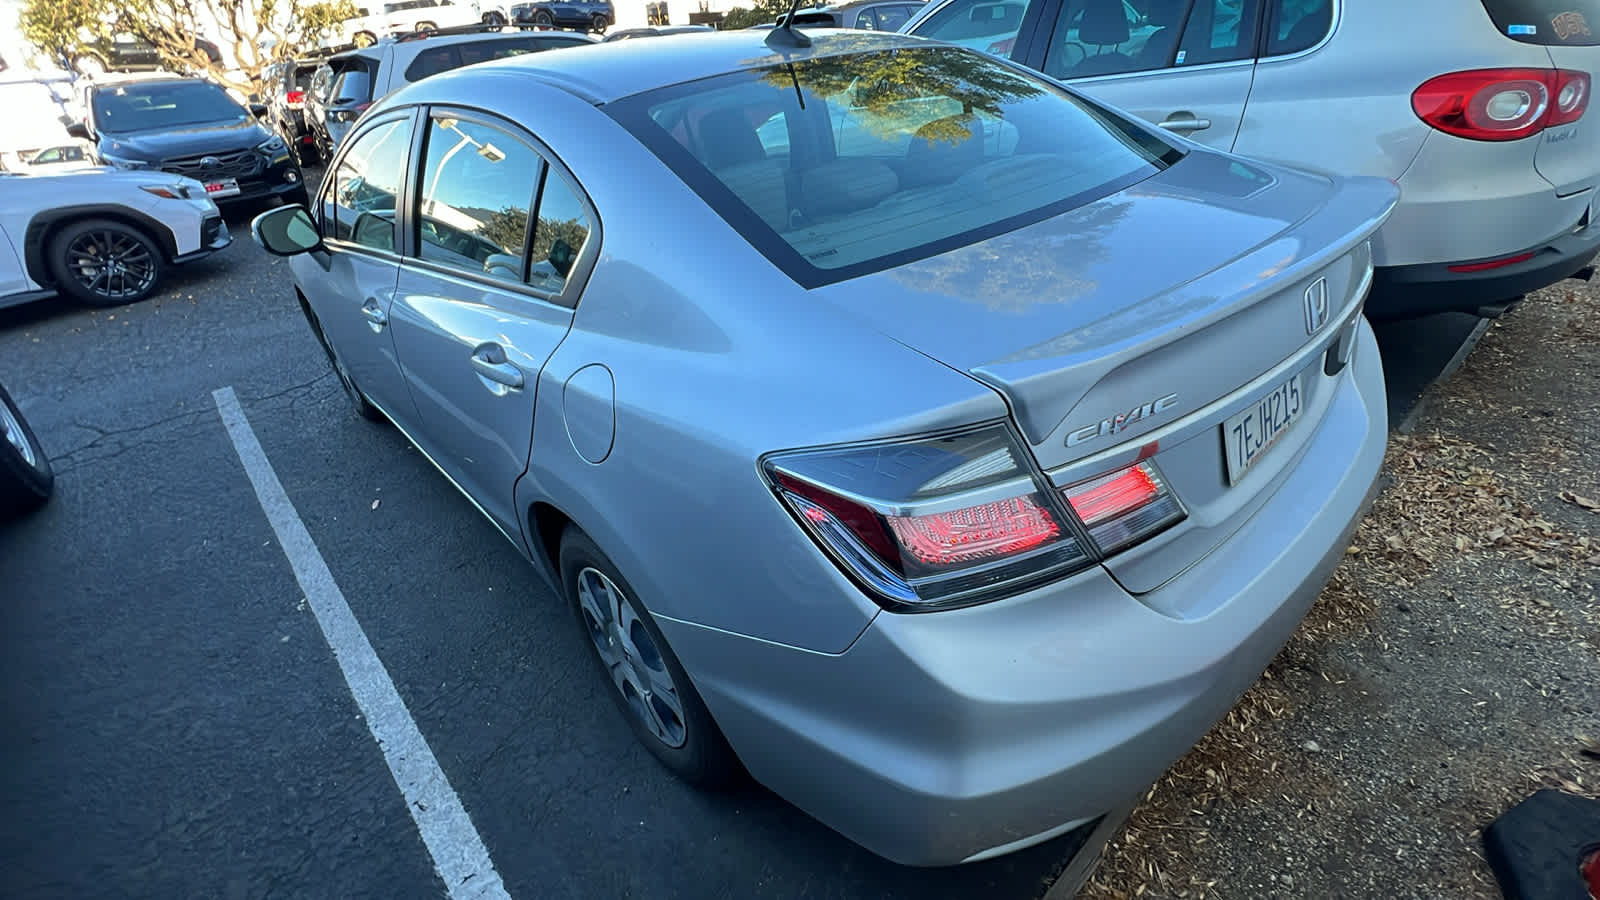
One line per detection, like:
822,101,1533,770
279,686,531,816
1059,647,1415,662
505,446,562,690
457,28,931,104
84,74,208,93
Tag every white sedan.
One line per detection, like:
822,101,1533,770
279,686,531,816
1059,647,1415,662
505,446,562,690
0,167,233,309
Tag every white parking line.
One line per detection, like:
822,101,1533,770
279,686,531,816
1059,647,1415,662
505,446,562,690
213,386,510,900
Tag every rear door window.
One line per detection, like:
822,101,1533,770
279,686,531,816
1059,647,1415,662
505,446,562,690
872,4,914,29
415,115,543,283
1478,0,1598,44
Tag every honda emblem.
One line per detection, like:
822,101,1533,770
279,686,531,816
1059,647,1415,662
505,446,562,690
1303,277,1329,335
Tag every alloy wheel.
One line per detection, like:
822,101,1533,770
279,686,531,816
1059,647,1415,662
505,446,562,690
64,230,157,302
575,566,688,748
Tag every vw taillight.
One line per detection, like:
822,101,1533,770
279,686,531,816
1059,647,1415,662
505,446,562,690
1412,68,1590,141
765,425,1185,611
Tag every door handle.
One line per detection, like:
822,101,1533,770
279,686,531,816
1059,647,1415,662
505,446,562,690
360,298,388,331
469,345,525,390
1158,113,1212,133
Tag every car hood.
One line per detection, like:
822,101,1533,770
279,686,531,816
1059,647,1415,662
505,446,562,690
813,149,1398,469
101,119,269,161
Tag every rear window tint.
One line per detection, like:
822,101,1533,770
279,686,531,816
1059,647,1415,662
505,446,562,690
1479,0,1598,44
331,66,374,102
606,45,1176,288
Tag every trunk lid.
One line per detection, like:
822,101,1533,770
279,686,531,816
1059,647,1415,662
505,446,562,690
817,150,1395,469
815,150,1397,595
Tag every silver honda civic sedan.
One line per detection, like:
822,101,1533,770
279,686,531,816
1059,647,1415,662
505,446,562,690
252,27,1397,871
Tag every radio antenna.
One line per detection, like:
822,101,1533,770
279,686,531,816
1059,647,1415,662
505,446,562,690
765,0,812,47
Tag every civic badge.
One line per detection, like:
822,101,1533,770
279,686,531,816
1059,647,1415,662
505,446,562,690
1303,277,1329,335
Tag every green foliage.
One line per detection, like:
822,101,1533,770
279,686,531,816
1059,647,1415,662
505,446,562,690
717,0,791,30
19,0,359,92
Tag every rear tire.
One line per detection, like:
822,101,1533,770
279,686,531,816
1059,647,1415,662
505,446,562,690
46,218,164,308
74,54,108,77
590,13,609,31
416,20,437,31
353,30,377,47
0,383,54,518
533,10,554,26
559,527,742,788
483,10,507,24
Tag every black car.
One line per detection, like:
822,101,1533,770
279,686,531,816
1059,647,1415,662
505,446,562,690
510,0,614,32
68,77,308,209
262,59,325,165
71,32,224,77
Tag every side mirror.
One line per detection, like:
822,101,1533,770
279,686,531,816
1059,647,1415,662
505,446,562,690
65,120,91,139
251,204,323,257
250,102,269,118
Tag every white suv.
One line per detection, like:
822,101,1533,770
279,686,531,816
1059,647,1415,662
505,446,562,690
331,0,507,48
904,0,1600,319
0,168,232,309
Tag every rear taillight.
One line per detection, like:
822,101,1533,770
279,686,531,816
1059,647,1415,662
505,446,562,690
1062,461,1185,555
765,425,1184,611
286,90,306,104
1551,69,1590,126
1412,68,1590,141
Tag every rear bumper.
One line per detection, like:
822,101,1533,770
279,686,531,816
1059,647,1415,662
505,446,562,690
1369,211,1600,319
657,323,1388,867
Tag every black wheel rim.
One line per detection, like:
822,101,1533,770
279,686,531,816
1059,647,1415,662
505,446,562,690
66,230,156,301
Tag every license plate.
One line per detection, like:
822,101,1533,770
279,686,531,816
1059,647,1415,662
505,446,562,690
204,178,240,198
1222,372,1303,484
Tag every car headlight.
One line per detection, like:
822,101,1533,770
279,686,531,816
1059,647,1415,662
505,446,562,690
139,183,194,200
99,151,151,170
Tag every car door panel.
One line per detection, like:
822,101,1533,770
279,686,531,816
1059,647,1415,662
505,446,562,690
1071,63,1254,151
389,273,573,535
386,111,587,537
311,113,420,427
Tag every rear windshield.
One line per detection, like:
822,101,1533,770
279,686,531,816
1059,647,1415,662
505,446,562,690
330,66,374,103
606,45,1174,288
1480,0,1598,45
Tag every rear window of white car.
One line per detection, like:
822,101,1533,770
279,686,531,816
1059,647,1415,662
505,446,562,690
606,45,1177,288
1480,0,1599,44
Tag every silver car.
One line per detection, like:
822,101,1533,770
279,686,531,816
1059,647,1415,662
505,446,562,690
903,0,1600,319
251,28,1397,871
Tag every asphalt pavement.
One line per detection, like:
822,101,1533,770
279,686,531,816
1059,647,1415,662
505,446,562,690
0,200,1489,900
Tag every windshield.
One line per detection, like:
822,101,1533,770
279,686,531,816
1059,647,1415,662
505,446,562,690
93,81,248,133
606,43,1174,288
1478,0,1598,45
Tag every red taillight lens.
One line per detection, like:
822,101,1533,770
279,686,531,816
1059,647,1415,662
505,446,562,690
286,90,305,104
766,425,1092,610
1412,68,1589,141
1551,70,1590,126
1583,848,1600,899
1447,251,1536,273
1062,461,1184,554
886,495,1061,566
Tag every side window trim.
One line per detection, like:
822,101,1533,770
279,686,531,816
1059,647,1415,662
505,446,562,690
319,107,421,261
403,104,601,311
